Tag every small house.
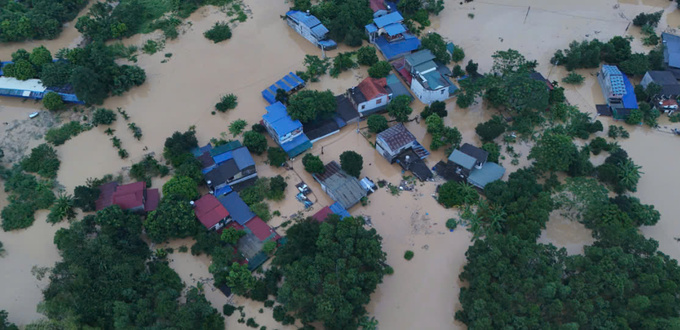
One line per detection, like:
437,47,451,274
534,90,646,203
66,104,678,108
641,71,680,99
312,161,367,210
596,65,638,120
376,124,432,180
365,12,420,61
286,10,337,49
95,181,160,212
262,101,313,157
194,194,231,231
348,77,391,116
370,0,389,17
203,146,258,193
441,143,505,189
402,50,456,104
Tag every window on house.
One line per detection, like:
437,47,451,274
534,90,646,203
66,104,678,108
376,98,382,105
441,89,445,94
361,104,365,110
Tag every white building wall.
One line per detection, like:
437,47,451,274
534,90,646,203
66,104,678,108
410,78,449,104
358,94,389,114
287,18,320,47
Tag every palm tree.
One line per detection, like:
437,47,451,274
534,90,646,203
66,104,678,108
618,159,643,192
461,205,486,241
486,204,507,234
47,194,76,224
460,182,479,205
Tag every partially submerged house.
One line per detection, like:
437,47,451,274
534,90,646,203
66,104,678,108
200,144,258,194
194,194,231,231
286,10,337,49
395,50,457,104
662,32,680,79
641,71,680,99
375,124,432,181
262,101,313,157
312,161,367,210
0,62,83,104
365,12,420,61
435,143,505,189
596,65,638,120
95,181,160,212
261,72,305,105
346,75,412,117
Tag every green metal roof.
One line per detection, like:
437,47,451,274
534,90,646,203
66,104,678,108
468,162,505,188
448,150,476,170
405,50,436,67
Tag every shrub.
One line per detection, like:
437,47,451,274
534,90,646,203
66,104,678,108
267,147,287,167
438,181,479,208
43,92,65,111
466,60,479,75
590,137,609,155
262,241,277,255
21,144,60,178
475,116,507,142
47,194,76,224
385,265,394,275
357,46,379,66
302,154,324,174
446,218,458,230
252,123,267,133
251,202,271,222
264,300,275,308
272,306,286,322
243,131,267,155
73,185,100,211
340,151,363,178
404,250,414,260
267,176,287,201
216,94,238,112
241,185,265,206
204,22,232,43
45,121,84,146
420,101,447,119
367,114,388,133
130,155,169,185
162,176,199,200
229,119,248,136
452,64,465,77
91,108,117,126
246,318,259,328
562,72,585,85
223,303,237,316
368,61,392,78
451,46,465,62
482,143,501,163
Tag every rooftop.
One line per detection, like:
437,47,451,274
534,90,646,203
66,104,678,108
112,182,146,210
263,102,302,137
662,32,680,68
468,162,506,188
449,149,477,170
373,11,403,28
335,94,361,123
370,0,386,11
286,10,327,36
602,65,627,95
312,206,334,222
459,143,489,165
232,146,255,170
194,194,230,229
313,161,367,209
376,123,417,151
374,34,421,61
244,216,279,241
218,192,255,225
280,133,313,157
358,77,388,102
384,23,406,36
0,77,47,93
209,140,242,157
329,202,352,219
405,50,436,67
205,159,240,186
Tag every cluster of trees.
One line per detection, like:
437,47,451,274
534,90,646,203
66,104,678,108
3,46,55,80
45,121,87,145
130,155,170,185
475,116,507,142
296,0,374,46
387,95,414,122
1,166,56,231
437,181,478,208
367,114,389,133
238,176,287,221
0,0,88,42
41,206,224,328
420,32,451,64
20,143,60,179
420,100,448,120
162,129,203,182
286,89,337,123
0,310,18,330
302,153,325,174
550,36,663,75
243,130,268,155
425,113,461,151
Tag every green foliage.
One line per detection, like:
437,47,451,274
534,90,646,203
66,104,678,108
2,59,37,80
420,32,451,63
357,46,379,66
367,114,389,133
404,250,415,260
633,10,663,27
0,0,87,42
226,262,256,296
302,154,325,174
221,227,247,244
43,92,65,111
608,125,630,139
162,176,198,200
130,155,169,185
21,144,60,179
387,95,413,122
92,108,117,126
274,217,387,329
420,101,447,119
1,167,56,231
268,176,288,201
482,143,501,163
243,131,268,155
475,116,507,142
451,46,465,63
446,218,458,230
267,147,288,167
287,89,337,123
626,108,644,125
229,119,248,136
330,52,357,77
308,0,373,46
367,61,392,78
426,114,461,151
47,194,76,224
240,185,265,206
216,94,238,112
562,72,584,85
251,202,271,222
204,22,232,43
45,121,84,146
465,60,478,75
263,241,277,255
340,151,363,178
529,132,578,173
73,185,101,212
589,137,609,155
299,55,330,82
40,61,74,87
163,129,199,168
0,310,18,330
438,181,479,208
144,196,198,243
223,303,237,316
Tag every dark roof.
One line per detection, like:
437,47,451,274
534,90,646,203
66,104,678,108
313,161,367,209
194,194,230,229
232,146,255,170
95,181,118,211
459,143,489,164
645,71,680,96
198,151,215,169
529,71,554,90
218,192,255,225
205,159,240,186
433,161,464,182
335,95,360,123
596,104,612,116
303,118,340,141
348,86,367,106
112,182,146,210
395,149,433,181
144,189,160,212
376,123,416,151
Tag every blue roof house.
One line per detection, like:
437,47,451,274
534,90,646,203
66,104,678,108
262,102,312,158
596,65,638,120
218,192,255,225
365,12,420,60
286,10,337,49
0,62,84,104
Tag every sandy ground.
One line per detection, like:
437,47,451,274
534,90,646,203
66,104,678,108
4,0,680,328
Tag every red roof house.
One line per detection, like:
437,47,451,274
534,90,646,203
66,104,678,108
312,206,333,222
369,0,386,12
347,77,391,116
96,181,159,212
244,216,281,241
194,194,230,230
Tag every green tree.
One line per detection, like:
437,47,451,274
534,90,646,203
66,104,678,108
204,22,232,43
619,53,650,76
163,129,198,167
529,132,578,173
367,114,388,133
91,108,117,126
357,46,379,66
438,181,479,208
267,175,288,201
475,116,507,142
626,108,644,125
0,310,18,330
29,45,53,69
562,72,584,85
330,52,357,77
367,61,392,78
420,32,451,63
73,185,100,212
267,147,288,167
618,159,643,192
70,66,108,105
387,95,413,122
302,153,325,174
482,143,501,163
243,131,268,155
229,119,247,136
221,227,247,244
451,45,465,63
262,240,277,254
144,197,198,243
3,59,37,80
465,60,479,75
47,194,76,224
286,90,337,123
162,176,198,200
20,143,60,178
420,100,447,119
215,94,238,112
340,150,363,178
42,92,65,111
225,262,256,296
40,61,74,87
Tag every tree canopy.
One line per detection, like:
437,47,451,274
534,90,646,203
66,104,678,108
420,32,451,63
340,151,363,178
387,95,413,122
287,90,337,123
144,196,198,243
0,0,88,42
302,153,325,174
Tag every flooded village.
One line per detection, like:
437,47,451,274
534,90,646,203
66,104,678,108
3,0,680,329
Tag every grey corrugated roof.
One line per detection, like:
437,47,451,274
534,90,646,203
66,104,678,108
232,147,255,170
376,123,416,151
647,71,678,85
468,162,505,188
448,149,476,170
663,33,680,68
313,161,367,209
405,50,436,67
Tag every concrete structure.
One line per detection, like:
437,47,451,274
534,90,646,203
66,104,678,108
348,77,390,116
312,161,367,210
365,12,420,60
262,101,312,157
641,71,680,99
95,181,160,212
286,10,337,49
400,50,456,104
376,123,429,162
596,65,638,120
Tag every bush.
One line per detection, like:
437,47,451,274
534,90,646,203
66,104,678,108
340,151,363,178
475,116,507,142
357,46,379,66
251,202,271,222
252,123,267,133
385,265,394,275
267,147,287,167
465,60,479,75
246,318,259,328
241,185,265,206
368,61,392,78
216,94,238,112
47,194,76,224
451,46,465,62
45,121,84,146
404,250,414,260
267,176,287,201
223,303,237,316
264,300,275,308
91,108,117,126
482,143,501,163
130,155,169,185
43,92,65,111
330,52,357,77
438,181,479,208
204,22,232,43
262,241,277,255
243,131,267,155
446,218,458,230
367,114,388,133
21,144,60,178
452,65,465,77
625,108,643,125
162,176,198,200
273,306,286,322
229,119,248,136
73,185,100,212
1,169,56,231
590,137,609,155
302,154,324,174
420,101,447,119
562,72,585,85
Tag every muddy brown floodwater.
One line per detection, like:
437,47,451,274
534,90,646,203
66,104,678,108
4,0,680,328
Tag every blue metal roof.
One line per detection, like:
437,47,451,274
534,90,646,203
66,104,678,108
201,165,217,174
212,151,233,165
287,10,322,28
375,34,421,61
621,73,638,109
383,23,406,36
373,11,403,28
214,185,233,197
365,24,378,34
311,24,329,38
192,143,213,157
281,134,312,157
262,89,276,104
232,146,255,170
663,33,680,68
218,192,255,225
261,72,304,104
263,102,302,137
318,39,337,48
329,202,351,219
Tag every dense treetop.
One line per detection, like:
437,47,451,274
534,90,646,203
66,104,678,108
0,0,88,42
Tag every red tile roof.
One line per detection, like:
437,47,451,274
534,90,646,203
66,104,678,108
312,206,333,222
357,77,388,102
144,189,160,212
112,182,145,210
245,216,278,241
194,194,230,229
370,0,386,12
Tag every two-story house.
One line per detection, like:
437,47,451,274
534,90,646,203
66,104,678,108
262,101,312,157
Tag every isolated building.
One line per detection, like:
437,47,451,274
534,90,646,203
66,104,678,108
596,65,638,120
312,161,367,210
262,101,313,157
286,10,337,49
365,12,420,60
95,181,160,212
437,143,505,189
397,50,457,104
